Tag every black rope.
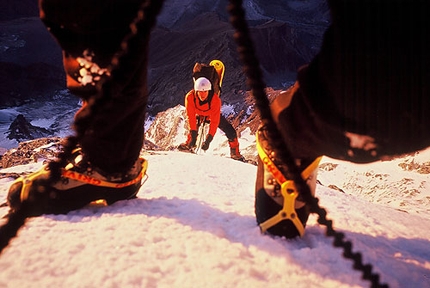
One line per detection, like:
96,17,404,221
0,2,388,286
227,0,388,287
0,203,29,252
48,0,166,181
0,0,166,255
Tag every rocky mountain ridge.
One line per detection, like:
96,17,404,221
1,88,282,165
0,0,329,149
1,0,329,114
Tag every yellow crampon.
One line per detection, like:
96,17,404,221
256,132,321,237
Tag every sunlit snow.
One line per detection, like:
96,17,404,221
0,142,429,288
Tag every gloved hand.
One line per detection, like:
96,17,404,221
201,134,214,151
189,130,198,147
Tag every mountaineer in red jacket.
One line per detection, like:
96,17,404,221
178,76,244,161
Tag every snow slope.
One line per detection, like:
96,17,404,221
0,149,429,288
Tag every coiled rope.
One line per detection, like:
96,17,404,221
227,0,388,287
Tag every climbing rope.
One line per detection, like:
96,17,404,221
227,0,388,287
0,2,389,286
48,0,165,182
0,0,166,254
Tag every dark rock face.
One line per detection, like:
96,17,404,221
147,0,329,115
0,61,66,107
1,0,329,115
0,17,66,108
7,114,52,142
0,0,38,21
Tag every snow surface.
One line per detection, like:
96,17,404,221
0,145,429,287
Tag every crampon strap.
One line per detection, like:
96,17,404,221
62,157,148,188
256,131,321,236
19,158,148,203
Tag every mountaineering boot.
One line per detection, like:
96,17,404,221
178,130,198,151
254,125,321,238
7,148,148,216
228,138,245,161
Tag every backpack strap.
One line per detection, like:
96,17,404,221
192,89,214,112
